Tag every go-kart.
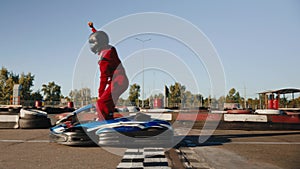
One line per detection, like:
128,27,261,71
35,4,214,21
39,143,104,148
49,104,174,147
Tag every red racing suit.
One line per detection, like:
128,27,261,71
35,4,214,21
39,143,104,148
96,47,129,120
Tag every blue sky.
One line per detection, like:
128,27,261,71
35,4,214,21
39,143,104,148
1,0,299,99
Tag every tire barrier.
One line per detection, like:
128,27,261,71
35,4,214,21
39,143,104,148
20,108,47,119
8,107,22,113
19,118,51,129
18,108,51,129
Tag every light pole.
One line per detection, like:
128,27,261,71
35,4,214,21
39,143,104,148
135,37,151,108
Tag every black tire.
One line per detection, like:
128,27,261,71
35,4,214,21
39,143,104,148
19,118,51,129
50,130,96,146
21,114,47,119
8,107,21,113
0,107,9,112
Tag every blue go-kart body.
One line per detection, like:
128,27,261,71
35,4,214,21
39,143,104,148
50,104,174,147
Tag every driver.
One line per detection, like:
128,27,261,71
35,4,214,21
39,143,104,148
88,22,129,120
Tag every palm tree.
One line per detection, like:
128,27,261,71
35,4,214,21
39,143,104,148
41,81,61,104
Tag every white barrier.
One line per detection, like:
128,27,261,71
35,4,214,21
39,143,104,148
0,114,19,128
224,114,268,122
255,109,282,115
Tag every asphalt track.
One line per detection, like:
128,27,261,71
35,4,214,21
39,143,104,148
178,129,300,169
0,129,300,169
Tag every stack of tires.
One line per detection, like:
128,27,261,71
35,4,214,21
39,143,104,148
0,107,21,129
19,108,51,129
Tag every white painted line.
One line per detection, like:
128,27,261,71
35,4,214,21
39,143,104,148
125,148,144,153
117,162,144,168
122,154,144,160
144,167,171,169
144,158,168,163
144,147,164,151
0,139,50,143
27,140,50,143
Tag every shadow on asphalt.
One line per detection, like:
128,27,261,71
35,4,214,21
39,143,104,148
174,132,300,148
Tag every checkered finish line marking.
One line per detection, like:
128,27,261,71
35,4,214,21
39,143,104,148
117,148,171,169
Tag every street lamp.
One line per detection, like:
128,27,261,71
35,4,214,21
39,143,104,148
135,37,151,108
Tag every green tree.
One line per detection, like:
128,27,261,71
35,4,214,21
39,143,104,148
247,98,259,109
0,67,34,103
19,72,34,101
3,77,14,101
290,97,300,108
42,81,61,103
128,83,140,106
182,91,193,108
169,82,186,108
226,88,241,103
0,67,9,101
0,67,9,82
31,90,43,101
